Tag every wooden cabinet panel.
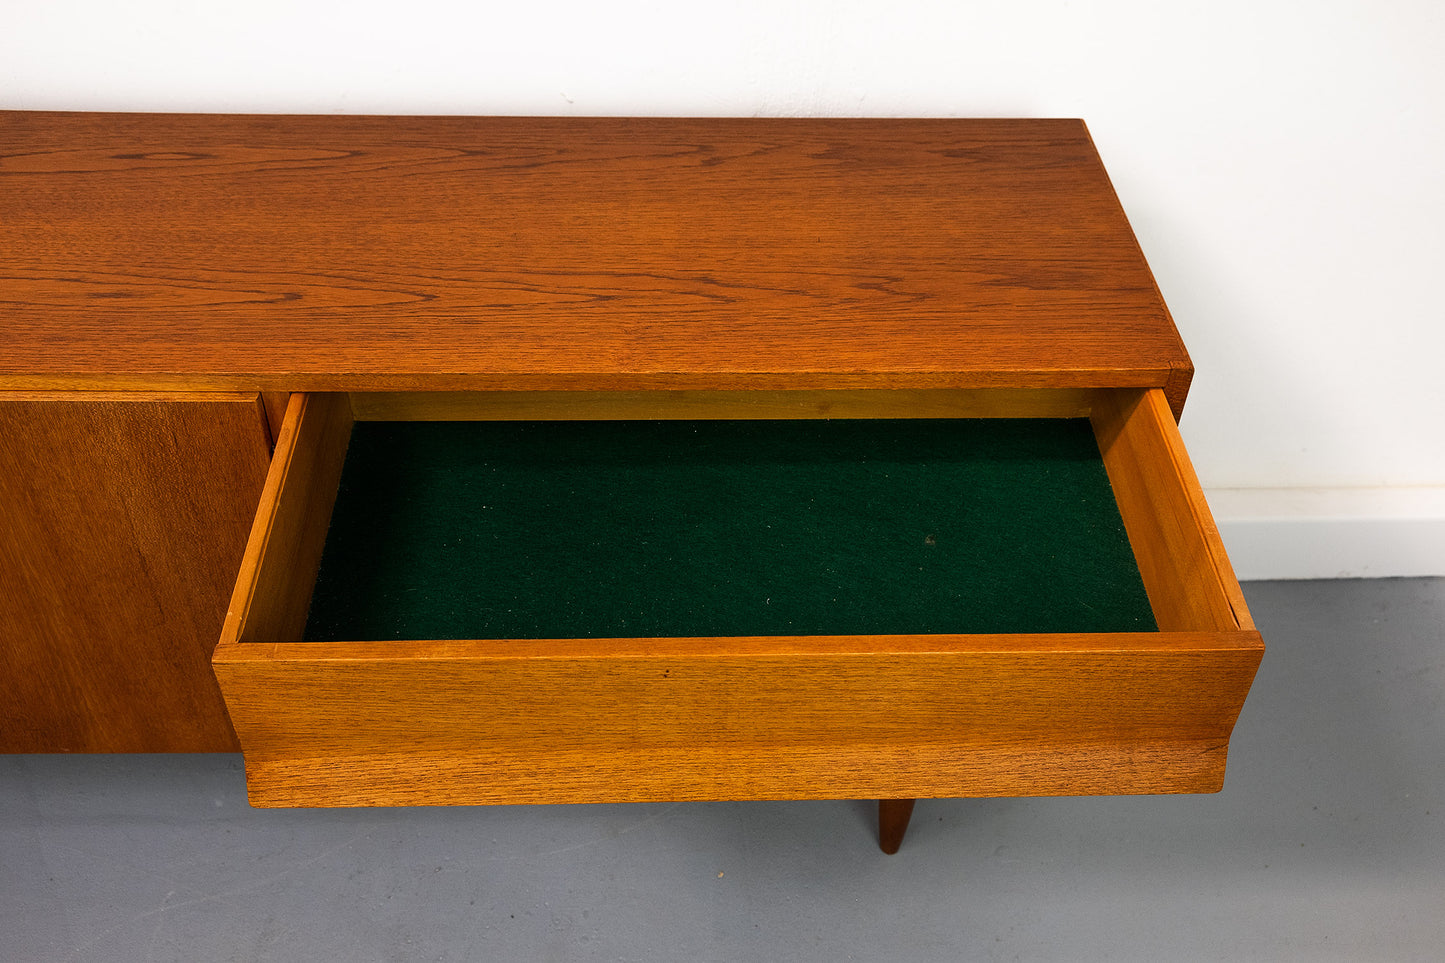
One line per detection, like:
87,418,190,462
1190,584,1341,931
0,112,1192,415
0,394,272,752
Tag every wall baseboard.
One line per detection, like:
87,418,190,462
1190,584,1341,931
1206,487,1445,581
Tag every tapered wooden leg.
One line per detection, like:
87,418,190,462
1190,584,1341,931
878,798,917,854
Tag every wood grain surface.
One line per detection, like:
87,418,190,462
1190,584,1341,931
219,392,351,650
213,387,1263,805
0,393,271,751
1093,389,1254,633
214,630,1263,806
0,112,1191,410
347,387,1096,421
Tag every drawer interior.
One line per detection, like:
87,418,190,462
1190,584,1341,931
303,417,1156,643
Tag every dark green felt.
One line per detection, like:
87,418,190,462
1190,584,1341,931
302,419,1157,641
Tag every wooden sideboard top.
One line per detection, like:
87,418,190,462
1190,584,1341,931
0,112,1190,404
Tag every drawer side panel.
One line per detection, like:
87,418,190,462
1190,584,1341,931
1093,389,1246,632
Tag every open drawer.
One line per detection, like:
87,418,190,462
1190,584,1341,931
213,388,1262,808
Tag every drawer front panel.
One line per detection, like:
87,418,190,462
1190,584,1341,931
218,633,1260,805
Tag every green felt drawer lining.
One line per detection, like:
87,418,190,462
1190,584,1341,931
302,419,1157,641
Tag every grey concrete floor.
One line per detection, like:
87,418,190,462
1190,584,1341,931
2,578,1442,962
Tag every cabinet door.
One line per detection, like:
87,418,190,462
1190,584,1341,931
0,394,272,752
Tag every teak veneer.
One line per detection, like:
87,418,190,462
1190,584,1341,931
0,111,1262,853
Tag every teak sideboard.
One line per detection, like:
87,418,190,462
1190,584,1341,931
0,112,1262,853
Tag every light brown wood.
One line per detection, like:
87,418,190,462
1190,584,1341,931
236,740,1250,809
259,392,291,449
1140,389,1256,631
220,392,352,649
0,390,263,404
0,113,1191,414
348,388,1095,421
0,393,271,751
212,388,1263,806
213,631,1262,806
1092,389,1248,632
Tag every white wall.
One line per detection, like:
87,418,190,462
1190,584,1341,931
5,0,1443,577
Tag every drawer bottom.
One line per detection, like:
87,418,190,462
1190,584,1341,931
304,417,1156,642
